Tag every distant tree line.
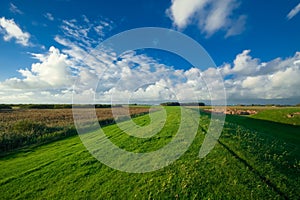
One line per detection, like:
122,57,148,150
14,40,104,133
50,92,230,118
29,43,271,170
0,104,12,109
0,104,116,109
160,102,205,106
19,104,72,109
75,104,120,108
160,102,180,106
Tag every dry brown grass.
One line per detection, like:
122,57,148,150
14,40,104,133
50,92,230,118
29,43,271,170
0,107,150,127
0,106,150,152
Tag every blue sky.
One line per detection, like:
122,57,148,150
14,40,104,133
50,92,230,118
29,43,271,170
0,0,299,104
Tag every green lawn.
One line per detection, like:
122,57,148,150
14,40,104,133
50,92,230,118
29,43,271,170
0,107,299,199
224,113,300,146
249,107,300,126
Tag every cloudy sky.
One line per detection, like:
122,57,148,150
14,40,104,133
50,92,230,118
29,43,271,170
0,0,299,104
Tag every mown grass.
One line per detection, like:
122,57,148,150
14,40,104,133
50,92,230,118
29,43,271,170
199,108,300,199
219,117,300,198
249,107,300,125
224,114,300,146
0,107,299,199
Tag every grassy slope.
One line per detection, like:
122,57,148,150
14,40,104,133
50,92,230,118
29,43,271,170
0,107,299,199
218,107,300,199
225,114,300,146
249,107,300,126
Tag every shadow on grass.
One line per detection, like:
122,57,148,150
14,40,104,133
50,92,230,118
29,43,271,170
197,109,300,145
224,114,300,146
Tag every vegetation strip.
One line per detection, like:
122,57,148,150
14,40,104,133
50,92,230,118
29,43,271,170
0,107,151,152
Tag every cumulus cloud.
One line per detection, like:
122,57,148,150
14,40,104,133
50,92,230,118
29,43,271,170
166,0,209,29
0,46,74,90
226,50,260,75
166,0,246,37
1,44,300,103
0,17,30,46
1,15,299,104
287,3,300,20
222,51,300,100
0,40,216,104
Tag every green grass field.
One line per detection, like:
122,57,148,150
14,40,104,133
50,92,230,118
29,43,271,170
250,107,300,125
0,107,299,199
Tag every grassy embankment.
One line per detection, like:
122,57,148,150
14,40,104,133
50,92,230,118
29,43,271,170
0,106,299,199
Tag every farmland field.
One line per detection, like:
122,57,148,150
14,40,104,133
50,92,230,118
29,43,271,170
0,106,299,199
0,106,150,152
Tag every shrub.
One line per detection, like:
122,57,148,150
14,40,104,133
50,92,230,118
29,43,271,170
13,120,47,136
0,120,70,152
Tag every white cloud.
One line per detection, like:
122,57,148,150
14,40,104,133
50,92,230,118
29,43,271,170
287,3,300,20
0,46,74,90
167,0,246,37
0,17,30,46
225,15,247,38
222,51,300,100
61,19,91,46
9,3,23,14
222,51,300,77
229,50,260,75
294,60,300,65
59,17,113,49
166,0,210,29
0,41,215,104
1,15,299,104
44,13,54,21
82,15,90,23
0,89,73,104
203,0,238,36
1,45,300,103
